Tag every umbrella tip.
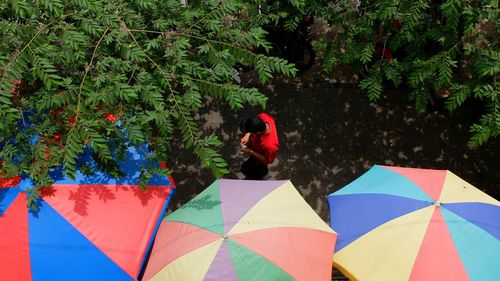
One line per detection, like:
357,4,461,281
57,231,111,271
434,201,441,207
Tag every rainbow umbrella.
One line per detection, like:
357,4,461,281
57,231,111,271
327,165,500,281
0,146,175,281
143,179,337,281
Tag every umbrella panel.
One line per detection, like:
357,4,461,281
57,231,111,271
0,192,31,281
226,239,294,281
231,227,336,281
203,241,238,281
440,207,500,280
329,193,432,251
42,184,172,277
408,208,468,281
29,199,134,281
143,221,221,279
148,240,223,281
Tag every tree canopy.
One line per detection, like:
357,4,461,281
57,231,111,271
315,0,499,146
0,0,298,206
1,0,498,206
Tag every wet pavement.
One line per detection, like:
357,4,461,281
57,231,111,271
166,69,499,221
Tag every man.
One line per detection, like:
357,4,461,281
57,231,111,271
239,113,279,180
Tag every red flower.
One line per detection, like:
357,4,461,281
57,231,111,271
0,174,21,188
52,133,63,142
375,45,393,61
104,112,119,123
392,17,402,30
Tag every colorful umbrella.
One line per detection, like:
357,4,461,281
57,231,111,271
143,179,337,281
327,165,500,281
0,146,175,281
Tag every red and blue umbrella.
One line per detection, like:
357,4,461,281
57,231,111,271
328,165,500,281
0,146,175,281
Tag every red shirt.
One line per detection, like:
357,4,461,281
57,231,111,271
250,113,279,164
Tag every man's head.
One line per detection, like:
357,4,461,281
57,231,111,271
240,116,266,134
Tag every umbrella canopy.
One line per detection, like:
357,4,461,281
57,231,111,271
0,146,175,281
143,179,337,281
327,165,500,281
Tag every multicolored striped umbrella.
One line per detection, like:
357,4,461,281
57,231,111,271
327,165,500,281
143,179,337,281
0,146,175,281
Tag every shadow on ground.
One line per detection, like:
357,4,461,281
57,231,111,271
167,73,500,222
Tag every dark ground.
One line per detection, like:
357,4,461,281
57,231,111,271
163,68,498,280
166,69,499,221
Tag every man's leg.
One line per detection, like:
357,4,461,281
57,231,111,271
241,157,268,180
253,163,269,180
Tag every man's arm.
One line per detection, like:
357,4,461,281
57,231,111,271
240,132,251,146
242,146,267,163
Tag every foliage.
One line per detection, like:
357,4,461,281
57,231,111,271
316,0,499,146
0,0,297,207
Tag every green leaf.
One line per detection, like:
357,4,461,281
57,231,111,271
360,44,375,64
359,74,382,101
445,84,471,111
410,88,429,112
